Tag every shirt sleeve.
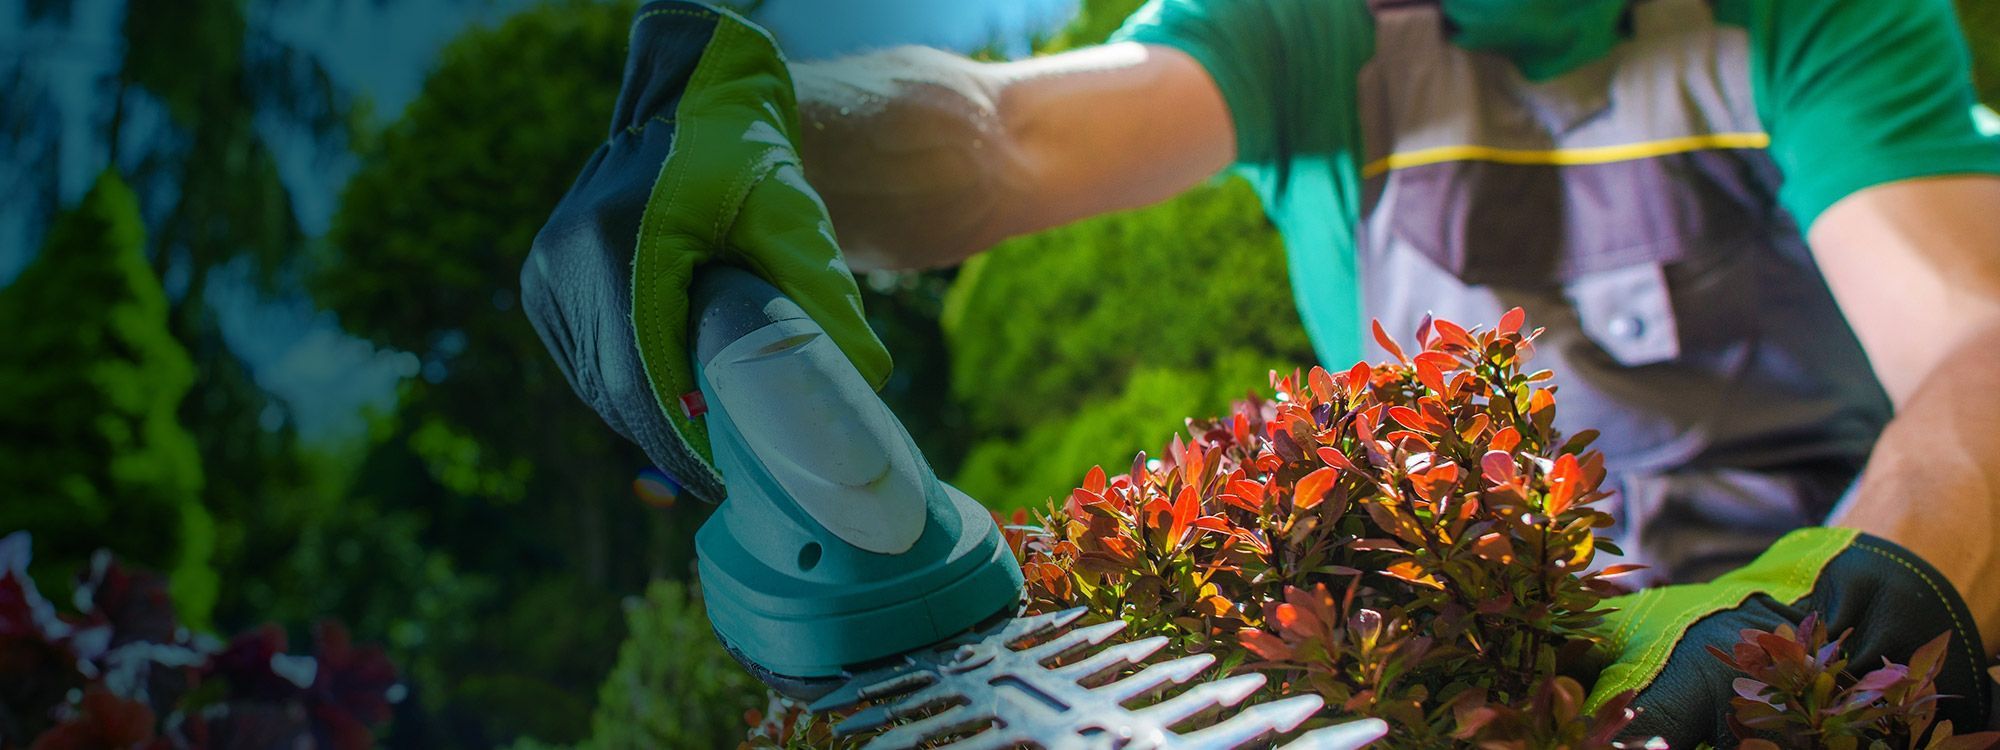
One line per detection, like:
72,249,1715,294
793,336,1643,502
1734,0,2000,229
1109,0,1375,176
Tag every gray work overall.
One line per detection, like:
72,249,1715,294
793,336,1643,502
1354,0,1891,583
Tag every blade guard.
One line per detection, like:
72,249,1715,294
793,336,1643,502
689,265,1023,681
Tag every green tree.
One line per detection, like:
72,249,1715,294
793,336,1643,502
0,172,216,623
314,1,686,744
942,0,1315,508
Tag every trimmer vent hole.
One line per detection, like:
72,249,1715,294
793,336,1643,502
798,542,822,571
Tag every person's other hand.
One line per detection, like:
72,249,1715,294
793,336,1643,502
521,1,889,501
1578,527,1992,747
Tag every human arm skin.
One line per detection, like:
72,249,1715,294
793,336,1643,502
789,42,1234,271
1816,175,2000,656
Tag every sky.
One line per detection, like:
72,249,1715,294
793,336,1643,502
1,0,1076,442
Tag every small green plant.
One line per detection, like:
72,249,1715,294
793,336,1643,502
1008,311,1645,749
1713,614,2000,750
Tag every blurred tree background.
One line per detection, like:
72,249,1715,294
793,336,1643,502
1,0,1995,747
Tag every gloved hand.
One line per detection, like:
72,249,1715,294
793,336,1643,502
1581,527,1993,747
521,1,890,502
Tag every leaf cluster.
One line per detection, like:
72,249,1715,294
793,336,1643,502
1713,614,2000,750
0,532,398,749
1006,311,1647,749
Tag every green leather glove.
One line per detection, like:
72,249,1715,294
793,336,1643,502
522,2,889,502
1582,527,1993,747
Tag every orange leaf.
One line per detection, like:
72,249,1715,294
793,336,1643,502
1546,453,1581,516
1372,319,1408,362
1083,465,1106,494
1384,561,1445,590
1409,461,1460,503
1415,358,1446,395
1294,467,1339,511
1490,427,1521,453
1433,319,1476,350
1498,306,1526,336
1346,361,1373,394
1529,388,1555,416
1170,485,1199,546
1458,413,1491,443
1197,595,1235,617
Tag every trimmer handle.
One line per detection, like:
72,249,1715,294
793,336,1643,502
688,264,927,553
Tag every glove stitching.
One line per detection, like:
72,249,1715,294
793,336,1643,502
1851,540,1990,711
630,12,729,492
624,115,677,138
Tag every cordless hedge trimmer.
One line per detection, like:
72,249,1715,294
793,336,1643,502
687,266,1388,748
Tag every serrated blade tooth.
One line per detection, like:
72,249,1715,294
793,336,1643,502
1051,635,1169,682
813,668,934,713
861,703,989,750
1179,694,1326,749
1023,619,1127,662
1134,673,1268,727
1096,654,1216,703
996,607,1086,646
833,681,964,736
1278,718,1390,750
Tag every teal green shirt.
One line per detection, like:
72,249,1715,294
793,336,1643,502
1113,0,2000,363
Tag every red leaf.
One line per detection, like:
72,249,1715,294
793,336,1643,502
1294,467,1339,511
1083,465,1106,494
1239,629,1295,661
1308,366,1336,403
1415,313,1435,349
1433,319,1476,350
1317,447,1362,475
1480,450,1516,484
1471,532,1514,564
1273,602,1323,635
1490,427,1521,454
1498,307,1526,336
1372,319,1408,362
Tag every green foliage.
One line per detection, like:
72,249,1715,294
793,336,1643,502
549,581,768,750
315,1,703,744
0,172,216,625
943,177,1314,507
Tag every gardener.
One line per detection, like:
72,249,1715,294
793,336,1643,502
521,0,2000,743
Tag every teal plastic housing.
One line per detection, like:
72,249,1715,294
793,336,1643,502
689,268,1023,679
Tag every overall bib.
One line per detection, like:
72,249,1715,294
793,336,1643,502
1354,0,1893,582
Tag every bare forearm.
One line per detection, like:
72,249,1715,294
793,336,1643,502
790,43,1232,272
793,47,1031,271
1834,322,2000,655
